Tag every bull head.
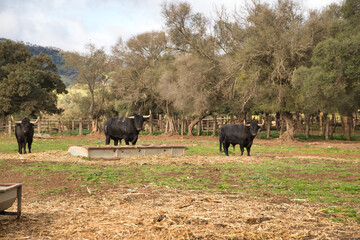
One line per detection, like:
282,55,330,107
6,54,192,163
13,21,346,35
11,116,40,124
243,119,264,127
127,110,152,119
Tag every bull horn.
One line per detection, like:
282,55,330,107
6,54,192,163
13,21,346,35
258,119,265,127
243,120,250,127
11,116,21,124
143,110,152,118
125,112,129,117
30,116,40,124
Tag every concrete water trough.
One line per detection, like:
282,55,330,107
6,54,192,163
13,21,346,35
0,183,22,219
68,144,186,159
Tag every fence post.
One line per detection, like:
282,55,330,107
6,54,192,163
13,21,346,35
159,115,163,131
37,120,41,134
181,117,184,136
58,118,62,135
79,118,83,135
8,120,11,135
149,114,153,135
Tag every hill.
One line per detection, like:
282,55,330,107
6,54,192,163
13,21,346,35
0,38,77,86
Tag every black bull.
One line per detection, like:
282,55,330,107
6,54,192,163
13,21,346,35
12,116,40,154
104,113,151,146
219,120,264,156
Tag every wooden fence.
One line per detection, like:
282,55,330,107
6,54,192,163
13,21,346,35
1,115,359,136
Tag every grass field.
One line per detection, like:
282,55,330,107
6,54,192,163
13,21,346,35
0,134,359,239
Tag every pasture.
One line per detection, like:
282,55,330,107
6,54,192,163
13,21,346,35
0,134,359,239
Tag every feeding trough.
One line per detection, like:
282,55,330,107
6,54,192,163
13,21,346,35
0,183,22,219
68,144,186,159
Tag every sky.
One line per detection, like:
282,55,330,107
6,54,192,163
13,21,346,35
0,0,344,54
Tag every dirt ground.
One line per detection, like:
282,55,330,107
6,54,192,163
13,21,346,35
0,135,359,239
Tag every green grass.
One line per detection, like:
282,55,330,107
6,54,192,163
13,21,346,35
0,137,103,153
1,135,359,223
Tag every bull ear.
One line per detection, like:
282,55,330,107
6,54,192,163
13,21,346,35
243,120,250,127
30,116,40,124
11,116,21,124
258,119,264,127
142,110,152,119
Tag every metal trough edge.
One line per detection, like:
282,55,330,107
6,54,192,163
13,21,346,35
68,145,186,159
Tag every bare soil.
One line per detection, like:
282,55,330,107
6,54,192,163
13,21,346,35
1,135,359,239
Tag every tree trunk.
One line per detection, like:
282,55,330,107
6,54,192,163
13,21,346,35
279,112,295,141
341,115,353,140
187,112,211,136
164,115,178,135
265,113,271,139
324,114,329,140
91,118,100,133
305,115,310,139
330,114,337,138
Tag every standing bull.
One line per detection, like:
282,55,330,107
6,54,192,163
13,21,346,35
12,116,40,154
104,112,151,146
219,120,264,156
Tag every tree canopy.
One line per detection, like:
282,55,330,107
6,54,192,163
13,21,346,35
0,40,67,117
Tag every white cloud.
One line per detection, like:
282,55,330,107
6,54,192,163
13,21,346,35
0,0,344,54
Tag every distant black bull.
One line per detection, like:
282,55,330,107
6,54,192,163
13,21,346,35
219,120,264,156
12,116,40,154
104,112,151,146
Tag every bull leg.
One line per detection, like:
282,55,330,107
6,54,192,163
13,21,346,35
223,142,230,156
124,137,130,145
28,140,32,153
17,142,22,154
240,146,244,156
246,147,251,156
22,142,26,154
131,135,138,145
114,138,119,146
219,137,223,152
105,135,111,145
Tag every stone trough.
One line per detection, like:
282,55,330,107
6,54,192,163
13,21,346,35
0,183,22,219
68,144,186,159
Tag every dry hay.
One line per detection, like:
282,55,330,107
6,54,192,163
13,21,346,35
1,147,359,239
1,185,359,240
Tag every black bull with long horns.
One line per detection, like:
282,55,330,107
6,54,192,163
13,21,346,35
219,120,264,156
12,116,40,154
104,112,151,146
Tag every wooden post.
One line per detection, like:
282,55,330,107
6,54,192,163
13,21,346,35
16,184,22,219
79,118,83,135
149,114,153,135
181,117,184,136
72,120,75,131
47,119,50,133
159,115,163,131
197,122,201,136
58,118,62,135
37,120,41,134
8,120,11,135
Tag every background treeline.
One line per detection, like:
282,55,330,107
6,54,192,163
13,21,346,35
1,0,359,140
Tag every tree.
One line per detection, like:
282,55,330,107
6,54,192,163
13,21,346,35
294,0,360,140
64,43,112,132
162,2,230,135
111,32,175,133
0,40,66,118
234,0,315,140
